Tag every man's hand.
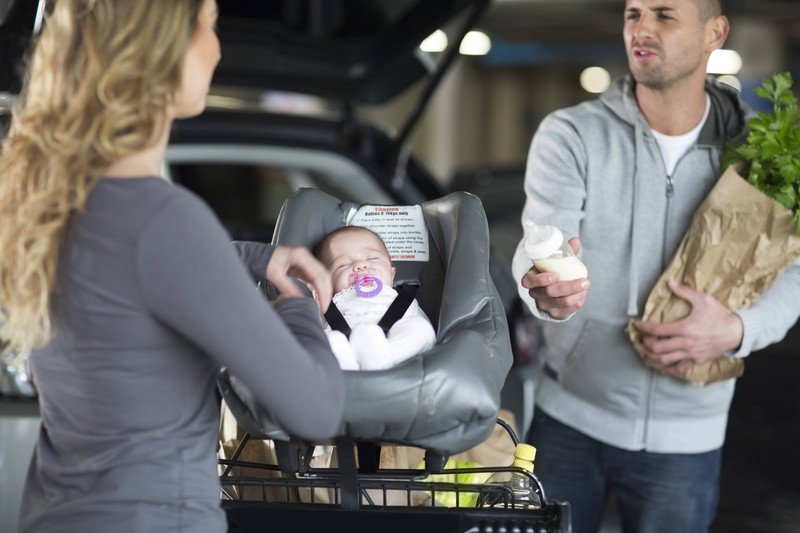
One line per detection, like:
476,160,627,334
632,280,744,376
520,237,589,320
266,245,333,313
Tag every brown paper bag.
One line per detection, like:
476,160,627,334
218,401,301,502
627,165,800,386
299,409,519,506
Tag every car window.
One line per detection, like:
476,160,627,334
169,162,300,242
166,144,395,242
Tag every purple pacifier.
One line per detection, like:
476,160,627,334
350,268,383,298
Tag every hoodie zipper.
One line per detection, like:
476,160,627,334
643,171,676,445
663,174,675,266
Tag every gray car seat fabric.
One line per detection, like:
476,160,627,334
219,188,513,456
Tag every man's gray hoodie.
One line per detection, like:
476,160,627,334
511,75,800,453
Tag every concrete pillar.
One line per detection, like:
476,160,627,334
726,17,787,110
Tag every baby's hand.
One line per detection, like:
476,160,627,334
350,323,391,371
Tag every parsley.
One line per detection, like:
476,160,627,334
722,71,800,232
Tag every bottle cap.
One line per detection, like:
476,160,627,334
512,457,534,473
523,221,563,260
513,443,537,462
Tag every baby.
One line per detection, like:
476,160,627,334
313,225,436,371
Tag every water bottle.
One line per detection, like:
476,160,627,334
476,443,542,509
523,220,587,281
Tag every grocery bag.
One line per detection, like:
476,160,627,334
627,164,800,386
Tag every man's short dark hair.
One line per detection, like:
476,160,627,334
696,0,723,21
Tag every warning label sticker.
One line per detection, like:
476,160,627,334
348,205,428,262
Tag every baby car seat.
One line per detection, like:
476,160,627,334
219,188,513,478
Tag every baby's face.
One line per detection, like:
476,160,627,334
325,230,396,294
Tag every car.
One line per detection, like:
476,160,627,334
164,0,496,238
0,0,493,382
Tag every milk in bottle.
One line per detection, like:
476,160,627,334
523,220,588,281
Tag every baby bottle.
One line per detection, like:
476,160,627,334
523,220,588,281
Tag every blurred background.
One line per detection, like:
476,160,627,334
377,0,800,182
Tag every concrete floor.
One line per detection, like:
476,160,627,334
710,322,800,533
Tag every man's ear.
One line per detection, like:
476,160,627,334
705,15,730,53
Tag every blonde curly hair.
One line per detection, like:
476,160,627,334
0,0,203,356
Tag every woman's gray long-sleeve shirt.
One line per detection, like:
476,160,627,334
18,177,344,533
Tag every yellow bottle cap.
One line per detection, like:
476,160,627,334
512,458,534,473
514,443,537,462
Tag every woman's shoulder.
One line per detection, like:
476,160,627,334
93,176,203,208
91,177,225,244
111,177,216,220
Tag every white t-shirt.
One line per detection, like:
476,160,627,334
651,93,711,176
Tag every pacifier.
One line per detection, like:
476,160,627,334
349,268,383,298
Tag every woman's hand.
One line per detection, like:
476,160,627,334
266,245,333,312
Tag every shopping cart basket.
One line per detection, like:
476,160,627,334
219,418,572,533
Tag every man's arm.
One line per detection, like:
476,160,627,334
633,260,800,374
512,112,590,320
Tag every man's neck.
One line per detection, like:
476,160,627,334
635,79,708,136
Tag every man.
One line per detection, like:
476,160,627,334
511,0,800,531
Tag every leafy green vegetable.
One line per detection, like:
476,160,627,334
414,459,493,507
722,71,800,232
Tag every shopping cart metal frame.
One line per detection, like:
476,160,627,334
219,419,572,533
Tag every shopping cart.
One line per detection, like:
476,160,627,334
219,418,572,533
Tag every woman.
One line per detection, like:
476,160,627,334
0,1,345,531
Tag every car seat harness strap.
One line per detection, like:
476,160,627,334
324,283,420,338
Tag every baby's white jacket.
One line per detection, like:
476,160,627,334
323,285,436,370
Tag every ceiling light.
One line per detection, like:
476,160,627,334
420,30,448,53
707,49,742,75
459,31,492,56
580,66,611,94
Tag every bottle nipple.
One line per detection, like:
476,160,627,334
523,220,563,260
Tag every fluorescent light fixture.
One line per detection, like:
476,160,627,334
420,30,448,53
205,94,248,110
580,66,611,94
707,49,742,75
459,31,492,56
260,91,327,114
